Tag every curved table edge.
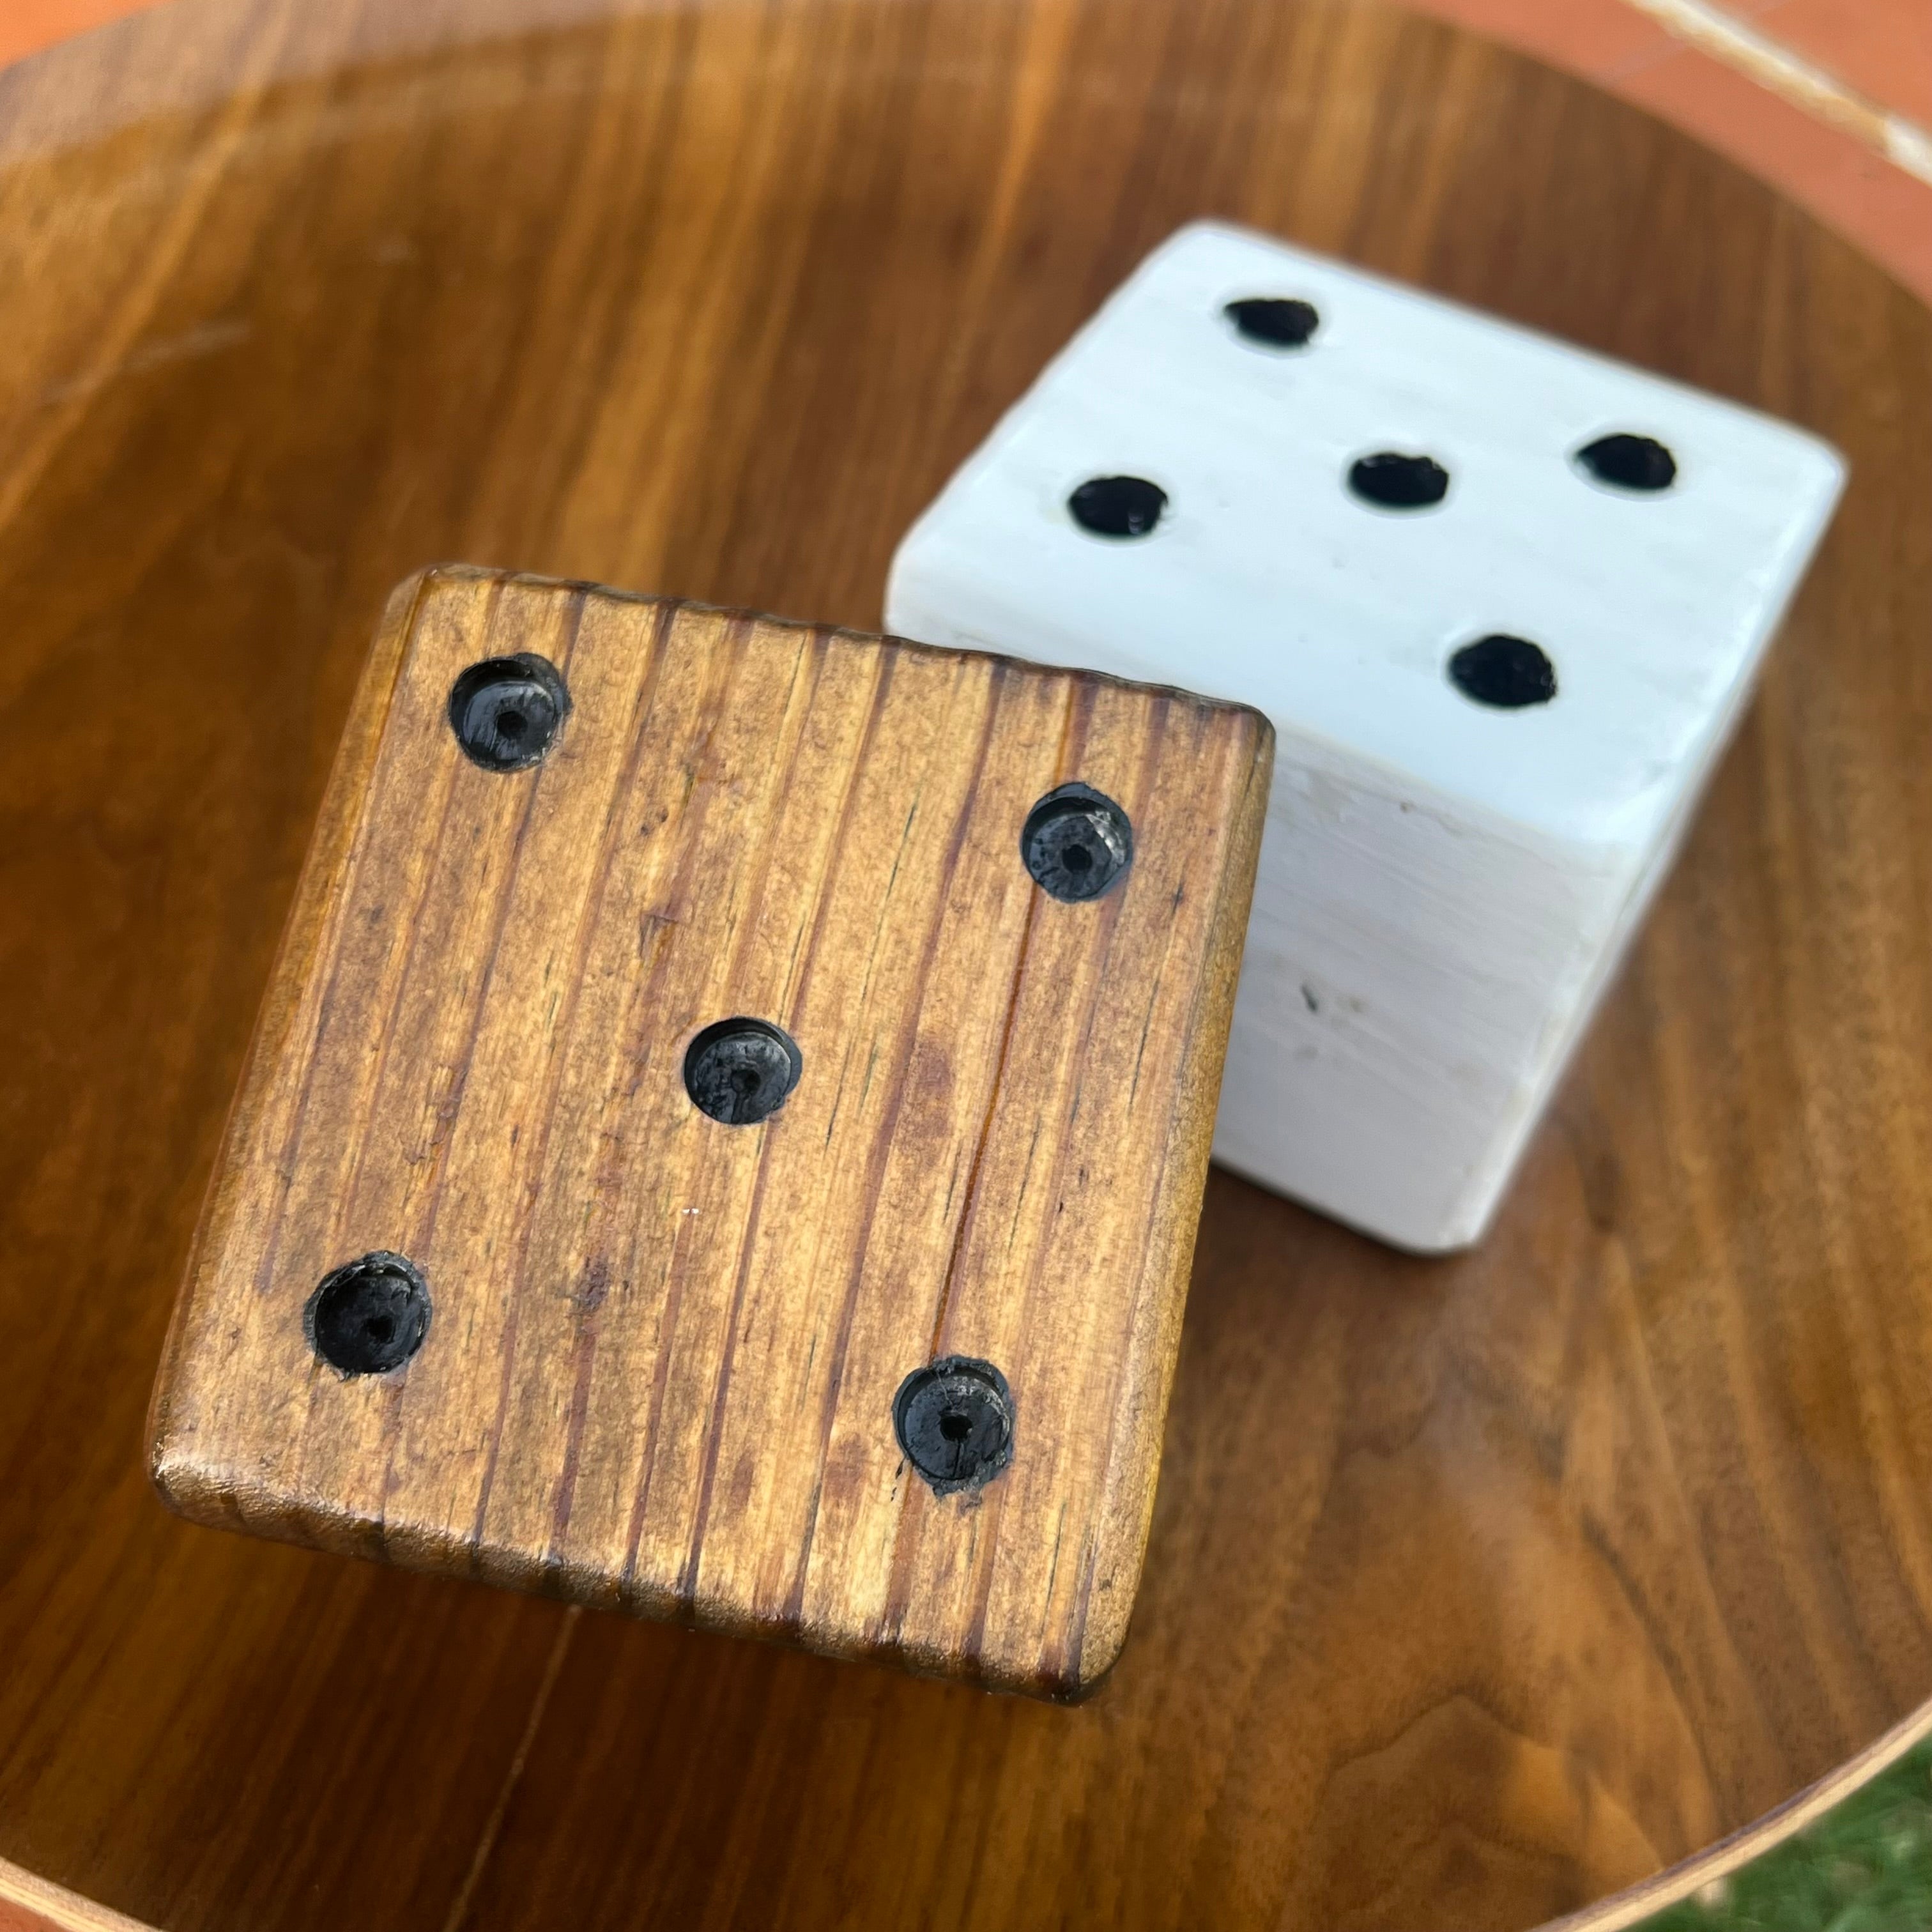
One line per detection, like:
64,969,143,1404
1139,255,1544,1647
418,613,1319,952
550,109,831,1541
1,3,1930,1932
0,1861,158,1932
1537,1694,1932,1930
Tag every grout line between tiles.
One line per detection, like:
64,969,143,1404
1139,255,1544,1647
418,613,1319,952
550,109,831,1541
1621,0,1932,185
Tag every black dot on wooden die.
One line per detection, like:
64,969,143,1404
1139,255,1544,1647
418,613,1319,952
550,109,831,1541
307,1252,431,1376
1022,783,1133,901
1448,634,1558,709
448,654,570,770
1223,296,1320,349
1068,475,1167,539
893,1357,1014,1496
1576,433,1678,493
1349,452,1450,510
684,1017,802,1125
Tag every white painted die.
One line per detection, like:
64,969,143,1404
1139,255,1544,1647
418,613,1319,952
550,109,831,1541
885,220,1845,1252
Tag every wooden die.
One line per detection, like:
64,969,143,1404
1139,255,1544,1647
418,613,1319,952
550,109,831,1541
149,566,1271,1697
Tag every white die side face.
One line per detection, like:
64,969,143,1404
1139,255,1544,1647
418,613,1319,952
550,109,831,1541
887,221,1844,1250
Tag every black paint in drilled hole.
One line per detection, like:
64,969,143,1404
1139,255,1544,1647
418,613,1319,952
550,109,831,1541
1348,452,1450,510
1068,475,1167,539
447,653,571,770
894,1357,1014,1496
1448,634,1558,709
1022,783,1133,902
684,1017,802,1125
306,1251,431,1376
1576,432,1678,493
1223,296,1320,349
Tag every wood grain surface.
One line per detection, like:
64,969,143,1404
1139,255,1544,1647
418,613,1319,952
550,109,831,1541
1,0,1929,1926
148,566,1268,1696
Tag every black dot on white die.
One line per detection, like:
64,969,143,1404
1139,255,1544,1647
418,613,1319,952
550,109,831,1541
1223,296,1320,349
893,1357,1014,1496
684,1017,802,1125
1022,783,1133,901
448,653,570,770
1349,452,1450,510
1575,432,1678,493
1068,475,1167,539
1448,634,1558,709
307,1252,431,1376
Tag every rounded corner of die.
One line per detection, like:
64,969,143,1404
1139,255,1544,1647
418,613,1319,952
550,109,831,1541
1809,433,1851,505
146,1429,213,1523
1065,1593,1138,1701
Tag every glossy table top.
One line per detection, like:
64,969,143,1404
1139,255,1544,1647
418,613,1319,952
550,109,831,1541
0,1,1929,1928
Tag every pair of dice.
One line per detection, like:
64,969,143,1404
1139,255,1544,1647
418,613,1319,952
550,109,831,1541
150,221,1841,1699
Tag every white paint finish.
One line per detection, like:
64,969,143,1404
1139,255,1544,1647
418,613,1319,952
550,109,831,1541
887,222,1844,1251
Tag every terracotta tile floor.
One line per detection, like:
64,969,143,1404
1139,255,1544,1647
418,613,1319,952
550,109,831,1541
1402,0,1932,302
1,0,1929,302
1724,0,1932,131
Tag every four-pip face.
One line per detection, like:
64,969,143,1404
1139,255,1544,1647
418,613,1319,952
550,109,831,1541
148,565,1271,1698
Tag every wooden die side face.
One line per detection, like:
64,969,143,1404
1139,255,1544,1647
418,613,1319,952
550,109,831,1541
148,566,1271,1696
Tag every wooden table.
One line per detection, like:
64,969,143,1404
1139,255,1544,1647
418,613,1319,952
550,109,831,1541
0,1,1928,1927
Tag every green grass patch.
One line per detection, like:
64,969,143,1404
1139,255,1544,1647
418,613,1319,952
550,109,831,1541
1641,1740,1932,1931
